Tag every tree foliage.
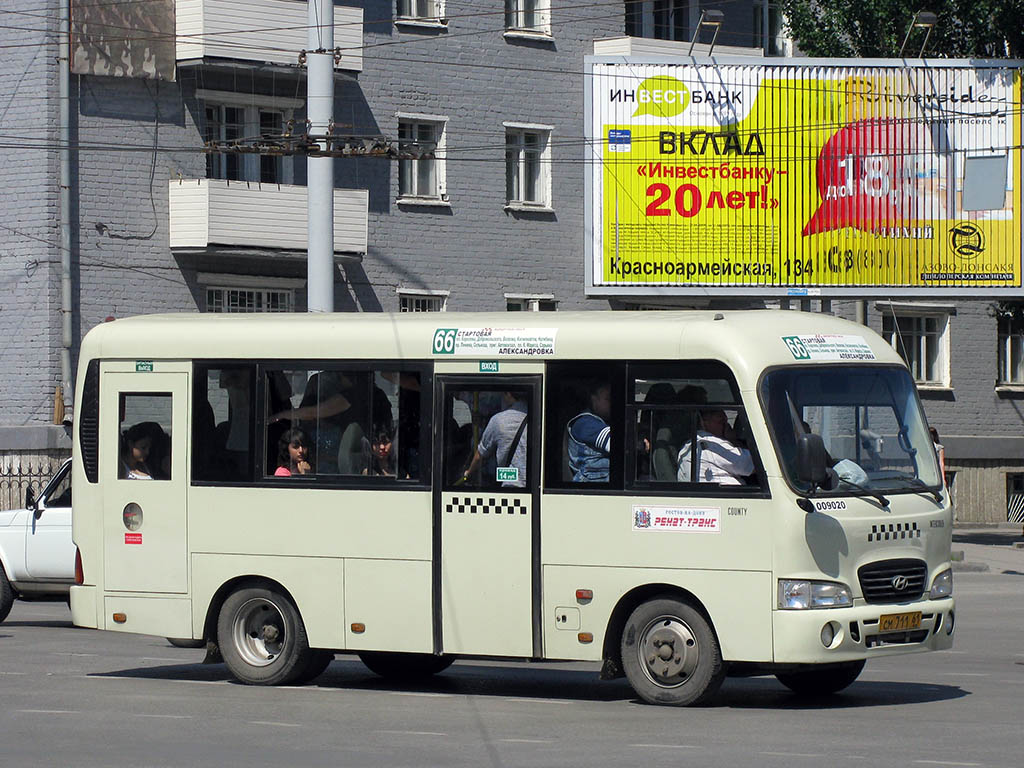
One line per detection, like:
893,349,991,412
779,0,1024,58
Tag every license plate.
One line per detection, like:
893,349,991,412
878,611,922,632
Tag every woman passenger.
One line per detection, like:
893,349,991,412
275,428,313,477
121,423,155,480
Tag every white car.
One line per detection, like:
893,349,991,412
0,459,75,622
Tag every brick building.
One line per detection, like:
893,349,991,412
1,1,1021,521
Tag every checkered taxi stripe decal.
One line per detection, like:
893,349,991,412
445,497,527,515
867,522,921,542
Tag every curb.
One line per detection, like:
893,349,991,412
951,561,990,573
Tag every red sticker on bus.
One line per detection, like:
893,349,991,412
124,533,142,545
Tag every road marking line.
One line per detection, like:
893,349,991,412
504,698,563,704
386,691,454,698
17,709,78,714
376,730,447,737
760,752,824,758
500,739,552,744
53,653,98,658
0,672,28,676
134,714,193,720
630,744,701,750
250,721,302,728
913,761,981,767
938,672,989,677
76,675,229,686
141,657,187,663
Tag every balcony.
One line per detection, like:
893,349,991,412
169,179,368,255
593,37,763,58
176,0,363,71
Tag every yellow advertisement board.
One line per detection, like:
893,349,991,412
588,62,1022,294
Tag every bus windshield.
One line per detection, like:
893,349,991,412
761,365,942,496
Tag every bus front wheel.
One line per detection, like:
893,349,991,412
775,660,865,696
620,597,724,706
217,586,312,685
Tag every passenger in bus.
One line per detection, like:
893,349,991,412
567,380,612,482
461,391,528,488
363,423,396,477
274,428,313,477
676,408,754,485
120,422,156,480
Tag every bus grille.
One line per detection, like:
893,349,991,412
857,558,927,603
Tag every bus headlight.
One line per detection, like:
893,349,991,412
778,580,853,610
929,568,953,599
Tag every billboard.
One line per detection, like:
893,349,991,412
586,58,1024,297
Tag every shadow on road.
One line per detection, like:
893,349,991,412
89,656,969,709
1,619,76,629
953,531,1023,546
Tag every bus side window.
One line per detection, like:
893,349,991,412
193,365,255,483
119,393,173,481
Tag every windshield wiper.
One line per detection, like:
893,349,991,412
887,473,944,503
837,478,890,508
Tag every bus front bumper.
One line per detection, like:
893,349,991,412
772,596,955,664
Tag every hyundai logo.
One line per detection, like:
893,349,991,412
891,575,909,591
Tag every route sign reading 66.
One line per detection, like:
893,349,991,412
782,335,810,360
433,328,457,354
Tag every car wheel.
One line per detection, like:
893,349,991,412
358,652,454,680
217,585,312,686
776,660,865,696
620,597,725,706
0,567,14,623
166,637,206,649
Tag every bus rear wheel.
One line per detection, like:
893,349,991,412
775,660,865,696
358,652,454,680
620,597,724,706
217,586,312,685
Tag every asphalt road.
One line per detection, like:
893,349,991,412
2,569,1022,768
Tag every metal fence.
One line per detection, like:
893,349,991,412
0,451,69,511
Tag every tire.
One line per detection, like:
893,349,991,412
358,652,454,680
0,567,14,624
167,637,206,649
293,649,334,684
620,597,725,706
775,660,865,696
217,586,312,686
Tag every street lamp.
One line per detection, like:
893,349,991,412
688,9,726,57
899,10,938,58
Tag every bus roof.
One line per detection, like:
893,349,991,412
79,310,905,382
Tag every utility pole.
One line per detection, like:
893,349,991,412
306,0,334,313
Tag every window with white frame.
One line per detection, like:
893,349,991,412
206,287,294,313
398,116,446,200
506,294,557,311
998,311,1024,384
625,0,689,42
505,123,551,208
505,0,550,35
398,290,448,312
882,311,951,386
199,90,300,184
397,0,443,21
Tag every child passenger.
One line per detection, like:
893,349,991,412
275,428,313,476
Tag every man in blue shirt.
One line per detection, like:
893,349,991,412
567,381,611,482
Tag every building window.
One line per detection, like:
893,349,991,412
398,117,446,200
1007,472,1024,523
206,287,294,313
199,90,300,184
752,1,787,55
505,0,550,35
399,290,447,312
505,124,552,208
998,313,1024,384
625,0,688,42
397,0,443,21
506,294,557,311
882,313,950,386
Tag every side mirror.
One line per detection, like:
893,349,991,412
796,432,830,488
25,486,36,512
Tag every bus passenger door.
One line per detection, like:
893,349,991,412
100,369,189,594
435,376,541,658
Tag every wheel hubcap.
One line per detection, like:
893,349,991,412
231,598,286,667
638,615,699,688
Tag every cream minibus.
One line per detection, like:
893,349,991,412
70,310,954,705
